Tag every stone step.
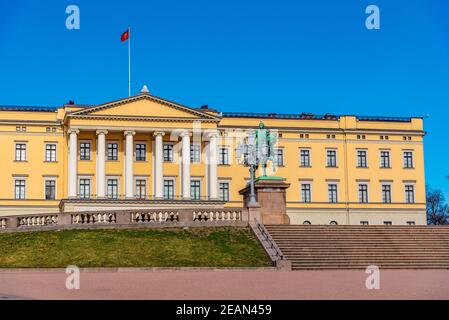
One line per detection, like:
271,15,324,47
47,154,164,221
265,225,449,270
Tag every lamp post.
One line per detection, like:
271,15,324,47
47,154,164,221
237,122,278,206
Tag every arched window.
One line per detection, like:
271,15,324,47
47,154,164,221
330,221,338,225
303,220,311,225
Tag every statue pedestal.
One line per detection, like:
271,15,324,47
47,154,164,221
240,176,290,225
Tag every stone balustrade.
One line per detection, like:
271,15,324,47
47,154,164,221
193,210,242,222
0,207,246,233
131,211,179,223
72,212,117,225
17,215,59,228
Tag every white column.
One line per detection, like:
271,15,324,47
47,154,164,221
181,131,191,199
124,131,136,198
207,132,219,200
96,130,108,198
67,129,79,198
154,132,165,199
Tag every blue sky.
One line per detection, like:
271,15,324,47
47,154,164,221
0,0,448,196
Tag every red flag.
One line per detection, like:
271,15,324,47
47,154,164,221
121,29,129,42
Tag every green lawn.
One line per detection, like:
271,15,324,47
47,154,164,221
0,227,271,268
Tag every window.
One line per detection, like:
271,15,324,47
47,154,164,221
15,143,27,161
79,179,91,199
403,151,414,168
358,184,369,203
300,149,311,167
218,147,229,165
14,180,26,200
381,184,392,204
330,221,338,225
80,142,91,160
326,150,337,167
380,151,390,168
300,133,309,139
407,221,416,226
163,144,173,162
190,180,201,200
45,180,56,200
301,184,311,203
357,150,367,168
136,143,146,161
328,184,338,203
107,143,118,161
135,179,147,199
303,221,311,225
405,185,415,204
360,221,369,226
107,179,119,199
163,179,175,200
275,148,284,166
219,182,230,202
16,126,20,132
45,144,57,162
190,144,201,163
384,221,393,226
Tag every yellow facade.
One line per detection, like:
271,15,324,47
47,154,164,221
0,92,426,225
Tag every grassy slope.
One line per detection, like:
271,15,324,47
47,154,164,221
0,227,271,268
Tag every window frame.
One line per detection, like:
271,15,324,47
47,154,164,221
79,141,91,161
380,150,391,168
163,144,174,162
135,143,147,162
218,181,230,202
381,184,392,204
358,183,369,203
14,143,27,162
190,179,201,200
107,142,119,161
301,183,312,203
356,149,368,168
190,144,201,164
14,179,26,200
218,146,230,165
78,177,91,199
44,178,56,201
328,183,338,203
405,184,415,204
135,178,148,200
326,149,337,167
163,178,175,200
45,143,57,162
299,149,311,167
106,178,119,199
403,151,414,169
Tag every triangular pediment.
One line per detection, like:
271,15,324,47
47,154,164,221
69,94,220,121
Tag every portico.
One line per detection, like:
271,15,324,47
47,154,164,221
65,91,222,203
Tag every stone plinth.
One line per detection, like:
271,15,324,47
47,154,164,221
240,177,290,225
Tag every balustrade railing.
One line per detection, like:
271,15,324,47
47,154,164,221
193,210,242,222
0,207,246,232
17,215,59,227
72,212,116,225
131,211,179,223
0,218,6,229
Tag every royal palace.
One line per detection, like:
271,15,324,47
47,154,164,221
0,88,426,225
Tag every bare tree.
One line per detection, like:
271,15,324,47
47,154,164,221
426,186,449,225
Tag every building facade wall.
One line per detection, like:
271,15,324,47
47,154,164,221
0,95,427,225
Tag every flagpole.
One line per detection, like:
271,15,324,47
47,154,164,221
128,26,131,97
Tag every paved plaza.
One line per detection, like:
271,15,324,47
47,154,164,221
0,269,448,300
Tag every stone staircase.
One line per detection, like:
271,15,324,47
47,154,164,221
265,225,449,270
